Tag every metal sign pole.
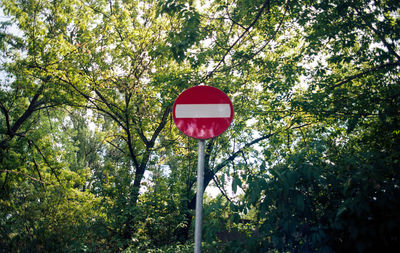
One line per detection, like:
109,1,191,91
194,139,206,253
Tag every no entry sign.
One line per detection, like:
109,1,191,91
173,86,234,139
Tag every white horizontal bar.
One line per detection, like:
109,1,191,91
175,104,231,118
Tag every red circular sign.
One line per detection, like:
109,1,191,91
173,86,234,139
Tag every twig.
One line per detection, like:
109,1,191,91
212,175,235,204
330,61,400,89
0,170,50,185
199,0,273,84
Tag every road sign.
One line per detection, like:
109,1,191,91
173,85,234,253
173,85,234,139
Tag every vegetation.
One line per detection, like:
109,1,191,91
1,0,399,252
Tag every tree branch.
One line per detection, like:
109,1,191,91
106,140,128,156
189,122,312,210
212,175,235,204
53,71,128,132
94,88,124,120
28,140,61,184
331,61,400,89
189,131,276,209
130,106,171,206
0,85,45,151
10,85,44,137
200,0,272,83
355,7,400,62
149,106,172,147
0,102,11,135
1,170,50,185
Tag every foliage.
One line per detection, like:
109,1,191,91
1,0,399,252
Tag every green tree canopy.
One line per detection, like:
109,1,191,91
1,0,399,252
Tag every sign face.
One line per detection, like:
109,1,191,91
173,86,234,139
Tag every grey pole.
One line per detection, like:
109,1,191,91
194,139,206,253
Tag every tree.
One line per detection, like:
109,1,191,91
1,0,399,251
1,0,205,245
241,0,400,251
